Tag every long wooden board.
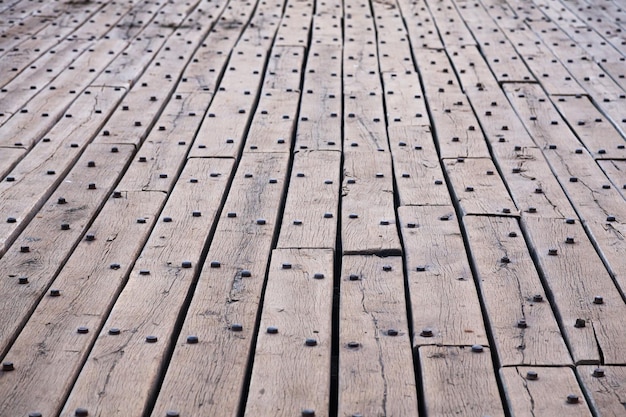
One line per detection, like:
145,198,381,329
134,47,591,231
578,365,626,417
338,255,419,417
419,346,505,416
59,157,234,417
149,153,289,417
464,215,572,366
277,150,340,249
244,249,334,417
398,205,488,346
501,366,593,417
522,217,626,364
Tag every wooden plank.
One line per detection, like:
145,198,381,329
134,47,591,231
463,216,572,366
0,86,125,252
276,150,340,249
446,44,502,93
397,0,445,50
419,346,505,416
0,143,135,353
522,217,626,364
444,157,518,216
501,367,593,417
338,255,419,417
372,0,415,75
310,13,342,46
382,72,430,127
294,44,342,151
342,150,401,255
427,0,476,47
59,158,235,417
398,206,488,346
343,89,389,152
551,95,626,160
115,92,213,192
413,48,461,99
495,146,578,220
0,39,126,147
0,190,166,417
262,46,305,92
0,147,25,178
429,91,491,159
149,153,289,417
274,0,313,47
244,90,300,153
388,125,451,206
598,160,626,200
243,248,334,417
578,365,626,417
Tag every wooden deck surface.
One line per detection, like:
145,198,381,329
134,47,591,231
1,0,625,415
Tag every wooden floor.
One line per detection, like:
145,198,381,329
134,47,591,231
0,0,625,415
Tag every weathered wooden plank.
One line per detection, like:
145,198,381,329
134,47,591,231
262,45,305,91
59,158,234,417
429,91,491,159
342,150,401,255
0,86,125,252
397,0,444,50
388,125,451,206
294,44,342,151
522,217,626,364
115,92,213,192
598,160,626,200
413,48,461,98
343,89,389,153
398,206,488,346
381,71,429,127
444,157,518,216
495,146,577,219
274,0,313,47
0,39,126,147
578,365,626,417
446,44,501,93
244,248,334,417
244,89,300,153
338,255,419,417
0,190,166,417
463,215,572,366
277,150,340,249
551,95,626,160
149,153,289,417
0,147,25,179
501,367,593,417
0,143,135,353
419,346,505,416
427,0,476,47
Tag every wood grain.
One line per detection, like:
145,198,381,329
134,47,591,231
578,365,626,417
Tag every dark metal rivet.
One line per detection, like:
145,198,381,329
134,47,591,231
139,270,150,275
566,394,579,404
227,212,237,218
501,256,511,264
20,246,30,253
593,296,604,304
256,219,266,225
75,408,89,417
18,277,29,284
323,212,333,218
112,191,122,198
7,217,16,223
166,411,180,417
231,323,243,332
380,220,390,225
416,265,426,272
382,265,392,271
50,289,61,297
420,328,433,337
192,211,201,217
508,231,517,237
592,368,605,378
302,409,315,417
305,338,318,346
349,213,359,219
548,248,558,256
471,344,484,353
267,326,279,334
210,261,221,268
87,161,96,168
349,274,359,281
137,218,146,224
146,335,158,343
108,328,121,335
533,294,543,302
282,263,292,269
517,319,527,328
77,326,89,334
269,178,277,184
347,341,360,348
163,217,172,222
565,218,576,224
241,270,252,278
293,219,303,225
182,261,192,268
313,273,325,279
607,216,616,222
88,183,96,189
565,237,575,244
526,370,538,380
387,329,399,336
187,335,198,344
574,318,586,328
2,362,15,371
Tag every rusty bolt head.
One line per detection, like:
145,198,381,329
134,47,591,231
526,370,538,380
